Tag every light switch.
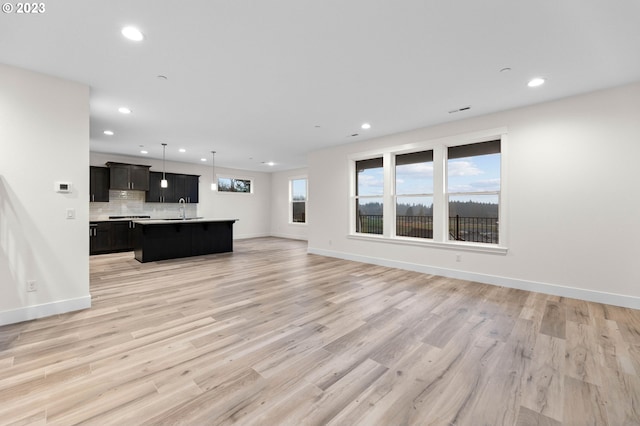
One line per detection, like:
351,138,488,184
66,208,76,219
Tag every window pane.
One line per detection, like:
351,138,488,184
356,157,383,196
396,150,433,195
292,201,305,223
292,179,306,201
448,141,500,193
234,179,251,192
396,196,433,238
218,177,232,191
356,198,383,234
448,194,499,243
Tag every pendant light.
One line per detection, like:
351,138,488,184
210,151,217,191
161,143,168,188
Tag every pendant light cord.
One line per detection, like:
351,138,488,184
162,143,167,179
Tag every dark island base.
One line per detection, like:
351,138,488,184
134,220,235,263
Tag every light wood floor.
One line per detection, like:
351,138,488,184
1,237,639,425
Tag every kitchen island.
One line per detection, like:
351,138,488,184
133,218,237,263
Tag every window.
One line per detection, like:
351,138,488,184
351,130,505,250
395,150,434,239
218,177,252,193
447,140,500,244
290,178,307,223
355,157,383,235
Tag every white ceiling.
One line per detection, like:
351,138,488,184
2,0,639,171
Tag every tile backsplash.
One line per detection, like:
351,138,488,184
90,190,198,220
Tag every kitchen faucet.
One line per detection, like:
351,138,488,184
179,198,186,220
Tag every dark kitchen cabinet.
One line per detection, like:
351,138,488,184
146,172,198,203
110,221,132,251
191,221,232,256
90,166,110,202
184,175,199,203
134,220,234,262
107,162,150,191
89,220,138,255
172,173,199,203
89,222,111,254
146,171,175,203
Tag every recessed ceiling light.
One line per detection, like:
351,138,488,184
200,158,207,162
121,26,144,42
179,148,186,153
118,107,131,114
140,150,148,154
103,130,114,136
361,123,371,130
528,77,545,87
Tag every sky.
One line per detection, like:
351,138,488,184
292,178,307,201
358,153,500,204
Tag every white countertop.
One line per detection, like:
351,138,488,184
133,218,238,225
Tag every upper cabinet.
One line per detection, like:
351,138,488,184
146,172,199,203
173,173,199,203
106,162,150,191
147,171,174,203
185,175,199,203
90,166,110,202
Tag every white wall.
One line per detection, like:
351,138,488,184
270,168,308,240
308,81,640,309
0,64,91,325
90,152,272,239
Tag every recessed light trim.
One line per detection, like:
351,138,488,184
528,77,545,87
361,123,371,130
121,26,144,42
118,107,131,114
103,130,114,136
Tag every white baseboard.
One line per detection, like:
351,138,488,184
234,232,271,240
269,232,308,241
307,247,640,310
0,296,92,326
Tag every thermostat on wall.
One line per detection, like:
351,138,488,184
55,181,72,193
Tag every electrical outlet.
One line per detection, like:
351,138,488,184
27,280,37,292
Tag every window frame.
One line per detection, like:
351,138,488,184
353,156,385,237
446,140,501,244
289,176,308,225
348,127,508,254
217,175,254,194
393,149,435,240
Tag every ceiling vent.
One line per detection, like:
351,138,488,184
448,106,471,114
